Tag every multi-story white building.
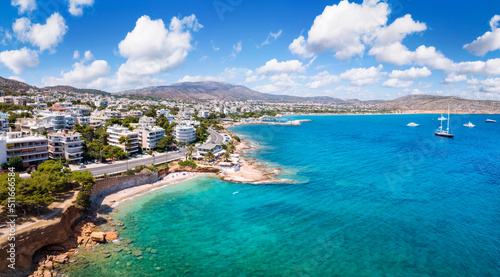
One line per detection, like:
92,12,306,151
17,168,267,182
47,130,84,163
139,116,156,128
156,109,175,122
136,126,165,150
106,125,139,154
0,132,49,167
174,124,196,144
0,115,8,132
76,116,90,125
199,110,211,118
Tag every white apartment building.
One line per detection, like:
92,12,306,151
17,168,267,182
47,130,84,163
106,125,139,154
0,115,8,132
139,116,156,128
199,110,211,118
136,126,165,150
156,109,175,122
0,132,49,167
174,124,196,144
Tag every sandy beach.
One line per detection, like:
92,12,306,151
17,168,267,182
99,172,216,210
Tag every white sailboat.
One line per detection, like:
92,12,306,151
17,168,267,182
435,105,454,138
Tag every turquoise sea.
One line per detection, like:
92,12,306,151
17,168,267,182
64,114,500,276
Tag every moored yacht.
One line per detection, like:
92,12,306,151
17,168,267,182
407,122,419,127
463,122,475,128
435,105,454,138
486,119,496,123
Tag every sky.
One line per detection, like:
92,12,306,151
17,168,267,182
0,0,500,100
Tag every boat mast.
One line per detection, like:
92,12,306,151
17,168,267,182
440,113,443,132
447,103,450,133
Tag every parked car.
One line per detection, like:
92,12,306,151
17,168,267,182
79,164,86,168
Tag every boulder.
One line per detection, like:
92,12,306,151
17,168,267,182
90,232,106,243
43,270,52,277
53,254,68,264
105,231,118,241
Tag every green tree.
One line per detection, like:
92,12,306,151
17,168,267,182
187,145,195,160
8,156,23,170
205,151,215,162
222,151,230,161
70,170,95,190
76,190,91,208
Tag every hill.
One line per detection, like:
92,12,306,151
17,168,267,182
44,86,111,97
120,81,348,103
0,76,36,95
376,95,500,114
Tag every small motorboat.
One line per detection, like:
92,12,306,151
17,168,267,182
463,122,476,128
486,119,496,123
407,122,419,127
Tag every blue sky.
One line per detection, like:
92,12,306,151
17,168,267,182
0,0,500,100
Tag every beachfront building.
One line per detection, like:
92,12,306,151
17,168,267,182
174,124,196,144
196,143,223,156
219,154,241,172
0,132,49,167
47,130,84,163
135,126,165,150
106,125,139,154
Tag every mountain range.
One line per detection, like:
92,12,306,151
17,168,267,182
120,81,352,103
0,76,499,113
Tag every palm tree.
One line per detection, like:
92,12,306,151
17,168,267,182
205,151,215,163
227,143,235,153
222,151,230,162
187,145,195,160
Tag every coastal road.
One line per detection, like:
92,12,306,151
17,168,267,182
208,129,224,144
74,150,187,176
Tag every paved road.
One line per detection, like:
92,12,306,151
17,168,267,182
208,129,224,144
75,150,186,176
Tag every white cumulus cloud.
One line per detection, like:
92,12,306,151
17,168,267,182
256,59,305,74
340,65,385,86
43,59,110,88
463,15,500,56
13,13,67,52
69,0,94,16
11,0,36,14
0,47,39,74
307,71,340,89
289,0,389,59
388,67,431,79
382,79,413,88
113,14,202,90
442,74,467,84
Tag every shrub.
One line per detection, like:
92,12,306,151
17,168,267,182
125,169,135,175
8,156,23,170
76,190,91,208
179,160,197,169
